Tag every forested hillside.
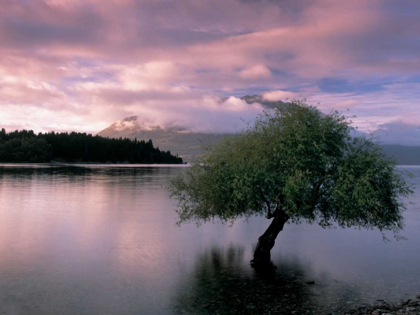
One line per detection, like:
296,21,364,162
0,129,183,164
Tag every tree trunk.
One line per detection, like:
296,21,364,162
251,210,289,268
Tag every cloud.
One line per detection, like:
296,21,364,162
0,0,419,143
239,65,271,80
99,95,265,134
262,90,298,101
299,82,420,135
371,121,420,146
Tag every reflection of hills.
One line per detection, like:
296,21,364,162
171,245,364,315
0,165,173,186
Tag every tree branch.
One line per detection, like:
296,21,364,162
260,192,275,219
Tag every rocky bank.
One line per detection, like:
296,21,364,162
342,295,420,315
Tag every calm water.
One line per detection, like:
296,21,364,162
0,164,419,315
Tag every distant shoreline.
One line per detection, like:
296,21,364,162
0,129,184,164
0,163,418,167
0,162,190,167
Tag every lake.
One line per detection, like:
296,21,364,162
0,164,419,314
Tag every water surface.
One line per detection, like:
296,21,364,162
0,164,419,314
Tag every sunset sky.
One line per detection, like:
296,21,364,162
1,0,420,143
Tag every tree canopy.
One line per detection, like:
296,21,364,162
0,129,183,164
170,101,413,242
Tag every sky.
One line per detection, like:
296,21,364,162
1,0,420,144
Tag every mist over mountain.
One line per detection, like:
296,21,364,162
370,122,420,146
98,96,420,163
97,95,275,161
98,116,227,161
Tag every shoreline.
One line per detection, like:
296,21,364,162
0,162,189,167
342,296,420,315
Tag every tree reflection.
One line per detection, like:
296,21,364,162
172,244,367,314
172,245,324,314
0,165,172,186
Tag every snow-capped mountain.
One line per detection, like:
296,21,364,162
97,96,420,164
98,115,228,161
97,95,280,161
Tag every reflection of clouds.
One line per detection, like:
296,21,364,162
0,166,419,314
0,166,189,314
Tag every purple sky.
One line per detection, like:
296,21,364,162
1,0,420,143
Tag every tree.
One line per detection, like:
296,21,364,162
170,101,413,268
0,129,183,164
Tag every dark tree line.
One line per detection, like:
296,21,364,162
0,129,183,164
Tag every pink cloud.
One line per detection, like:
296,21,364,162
263,90,298,101
239,65,271,80
0,0,419,138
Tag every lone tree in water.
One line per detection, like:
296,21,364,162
170,101,413,268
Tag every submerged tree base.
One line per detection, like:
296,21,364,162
250,258,276,268
172,246,316,315
251,210,289,269
250,258,278,278
170,101,413,313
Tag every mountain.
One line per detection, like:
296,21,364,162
370,122,420,146
98,95,279,161
380,145,420,165
240,95,284,108
97,96,420,164
98,116,228,161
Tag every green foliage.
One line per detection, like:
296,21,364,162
0,137,52,162
170,101,413,237
0,128,183,164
